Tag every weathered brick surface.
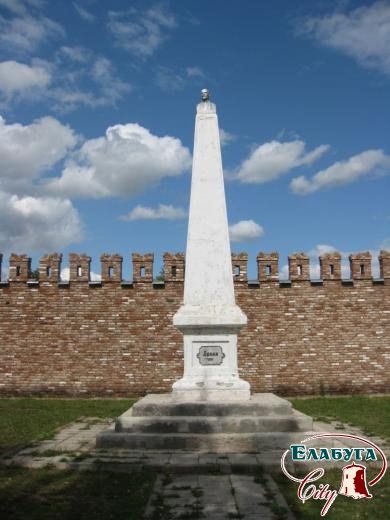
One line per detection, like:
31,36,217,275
0,251,389,397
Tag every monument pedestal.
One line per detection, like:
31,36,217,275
96,393,313,452
172,305,250,401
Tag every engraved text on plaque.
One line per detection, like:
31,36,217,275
197,346,225,366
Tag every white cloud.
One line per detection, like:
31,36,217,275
280,244,350,280
107,4,176,58
155,66,186,91
298,2,390,75
219,128,236,147
380,238,390,250
0,5,124,113
45,123,191,198
186,66,204,78
91,57,131,104
0,12,64,53
279,243,386,280
236,140,329,184
119,204,186,221
0,115,77,193
60,267,69,281
0,0,44,15
59,46,90,63
307,244,337,258
48,58,132,112
48,89,102,112
0,60,51,98
60,267,101,282
229,220,264,243
73,2,95,22
155,65,206,92
0,191,83,252
1,54,131,112
290,149,390,195
307,244,339,279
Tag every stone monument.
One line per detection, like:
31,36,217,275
97,91,313,452
172,89,250,401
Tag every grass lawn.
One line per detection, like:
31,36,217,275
0,398,134,455
0,466,155,520
289,395,390,441
1,396,389,519
0,398,157,520
275,395,390,519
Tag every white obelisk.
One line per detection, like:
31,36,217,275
173,89,250,401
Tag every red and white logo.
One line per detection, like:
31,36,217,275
281,433,387,516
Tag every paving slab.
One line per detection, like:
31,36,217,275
143,472,288,519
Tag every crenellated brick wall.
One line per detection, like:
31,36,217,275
0,250,389,397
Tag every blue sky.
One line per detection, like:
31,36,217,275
0,0,389,280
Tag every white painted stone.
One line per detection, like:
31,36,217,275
173,94,250,401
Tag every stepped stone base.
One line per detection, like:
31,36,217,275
97,393,314,453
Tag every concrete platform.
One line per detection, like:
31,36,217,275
3,415,388,474
115,412,312,434
96,393,314,452
130,392,294,417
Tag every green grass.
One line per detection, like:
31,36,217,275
0,466,155,520
1,396,389,519
290,396,390,440
273,467,390,519
0,398,134,454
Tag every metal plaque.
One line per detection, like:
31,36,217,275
197,345,225,366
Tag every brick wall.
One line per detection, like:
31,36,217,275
0,251,389,397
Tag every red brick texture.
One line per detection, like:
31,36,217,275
0,251,389,397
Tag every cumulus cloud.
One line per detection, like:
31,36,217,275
107,4,176,57
290,149,390,195
219,128,236,147
119,204,187,221
0,191,83,252
229,220,264,243
73,2,95,23
0,60,51,98
298,1,390,75
0,115,77,193
235,140,329,184
45,123,191,198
